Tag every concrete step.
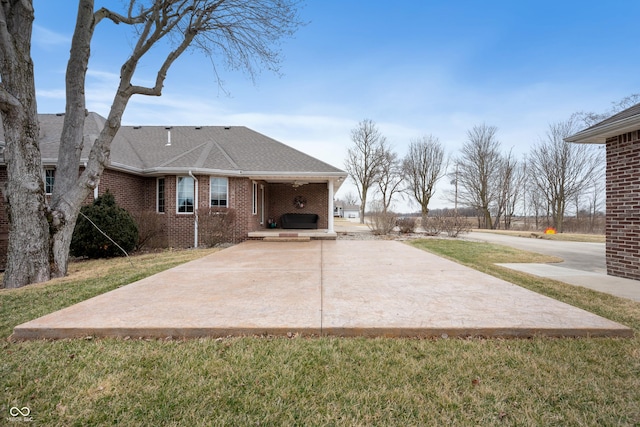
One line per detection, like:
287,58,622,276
262,236,311,242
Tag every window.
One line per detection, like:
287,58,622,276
177,176,194,213
45,169,55,195
252,181,258,215
210,177,228,207
157,177,165,213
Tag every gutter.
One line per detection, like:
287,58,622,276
189,170,198,248
565,115,640,144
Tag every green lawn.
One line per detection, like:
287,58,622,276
2,243,639,426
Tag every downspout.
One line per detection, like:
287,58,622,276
189,170,198,248
328,180,335,233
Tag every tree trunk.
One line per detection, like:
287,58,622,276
359,193,366,224
2,112,50,288
0,1,51,288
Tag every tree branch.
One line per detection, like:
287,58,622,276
0,85,21,112
94,6,147,26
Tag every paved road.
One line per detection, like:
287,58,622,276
467,232,606,274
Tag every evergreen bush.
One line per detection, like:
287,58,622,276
70,191,138,258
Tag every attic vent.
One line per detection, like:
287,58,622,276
56,113,65,116
165,126,172,130
133,126,142,129
224,126,231,130
195,126,202,130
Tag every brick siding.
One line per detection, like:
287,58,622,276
606,131,640,280
267,183,329,229
0,168,331,267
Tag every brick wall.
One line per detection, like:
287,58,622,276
0,168,333,267
606,131,640,280
96,169,151,211
268,183,329,229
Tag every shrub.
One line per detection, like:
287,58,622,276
397,217,417,234
131,210,167,250
198,208,238,246
367,202,397,235
70,191,138,258
421,215,442,236
424,209,471,238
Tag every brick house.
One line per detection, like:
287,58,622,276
0,112,347,265
565,103,640,281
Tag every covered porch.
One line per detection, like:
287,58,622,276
248,174,346,237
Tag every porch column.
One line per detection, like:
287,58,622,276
328,180,334,233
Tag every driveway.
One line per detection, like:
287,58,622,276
467,231,605,273
12,240,630,340
468,231,640,302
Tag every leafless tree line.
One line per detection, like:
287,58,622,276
343,94,638,233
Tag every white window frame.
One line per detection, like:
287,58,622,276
45,168,55,195
176,176,195,214
157,177,166,213
210,177,228,208
252,181,258,215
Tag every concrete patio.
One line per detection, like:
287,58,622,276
11,240,633,340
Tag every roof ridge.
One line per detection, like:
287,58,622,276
212,140,239,169
159,142,208,167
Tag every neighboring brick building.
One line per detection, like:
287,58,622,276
566,103,640,281
0,113,347,265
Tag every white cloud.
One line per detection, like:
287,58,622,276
32,24,70,49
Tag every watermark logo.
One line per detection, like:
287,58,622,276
10,407,30,417
8,407,33,423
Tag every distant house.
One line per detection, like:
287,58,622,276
0,112,347,265
565,103,640,281
342,205,360,219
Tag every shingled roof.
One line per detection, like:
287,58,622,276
565,102,640,144
2,112,347,181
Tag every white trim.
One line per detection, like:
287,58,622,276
44,168,55,195
565,116,640,144
252,181,258,215
156,177,166,213
189,171,199,248
260,184,265,225
328,180,335,233
176,176,195,214
209,176,229,208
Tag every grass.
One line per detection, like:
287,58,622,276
2,244,640,425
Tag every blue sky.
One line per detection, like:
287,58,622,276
31,1,640,210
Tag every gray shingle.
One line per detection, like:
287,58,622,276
1,113,346,178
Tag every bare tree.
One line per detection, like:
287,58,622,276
502,157,526,230
376,147,404,213
0,1,51,287
493,150,525,230
339,192,359,206
528,119,604,233
402,135,446,219
344,119,388,223
455,124,503,229
0,0,302,288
